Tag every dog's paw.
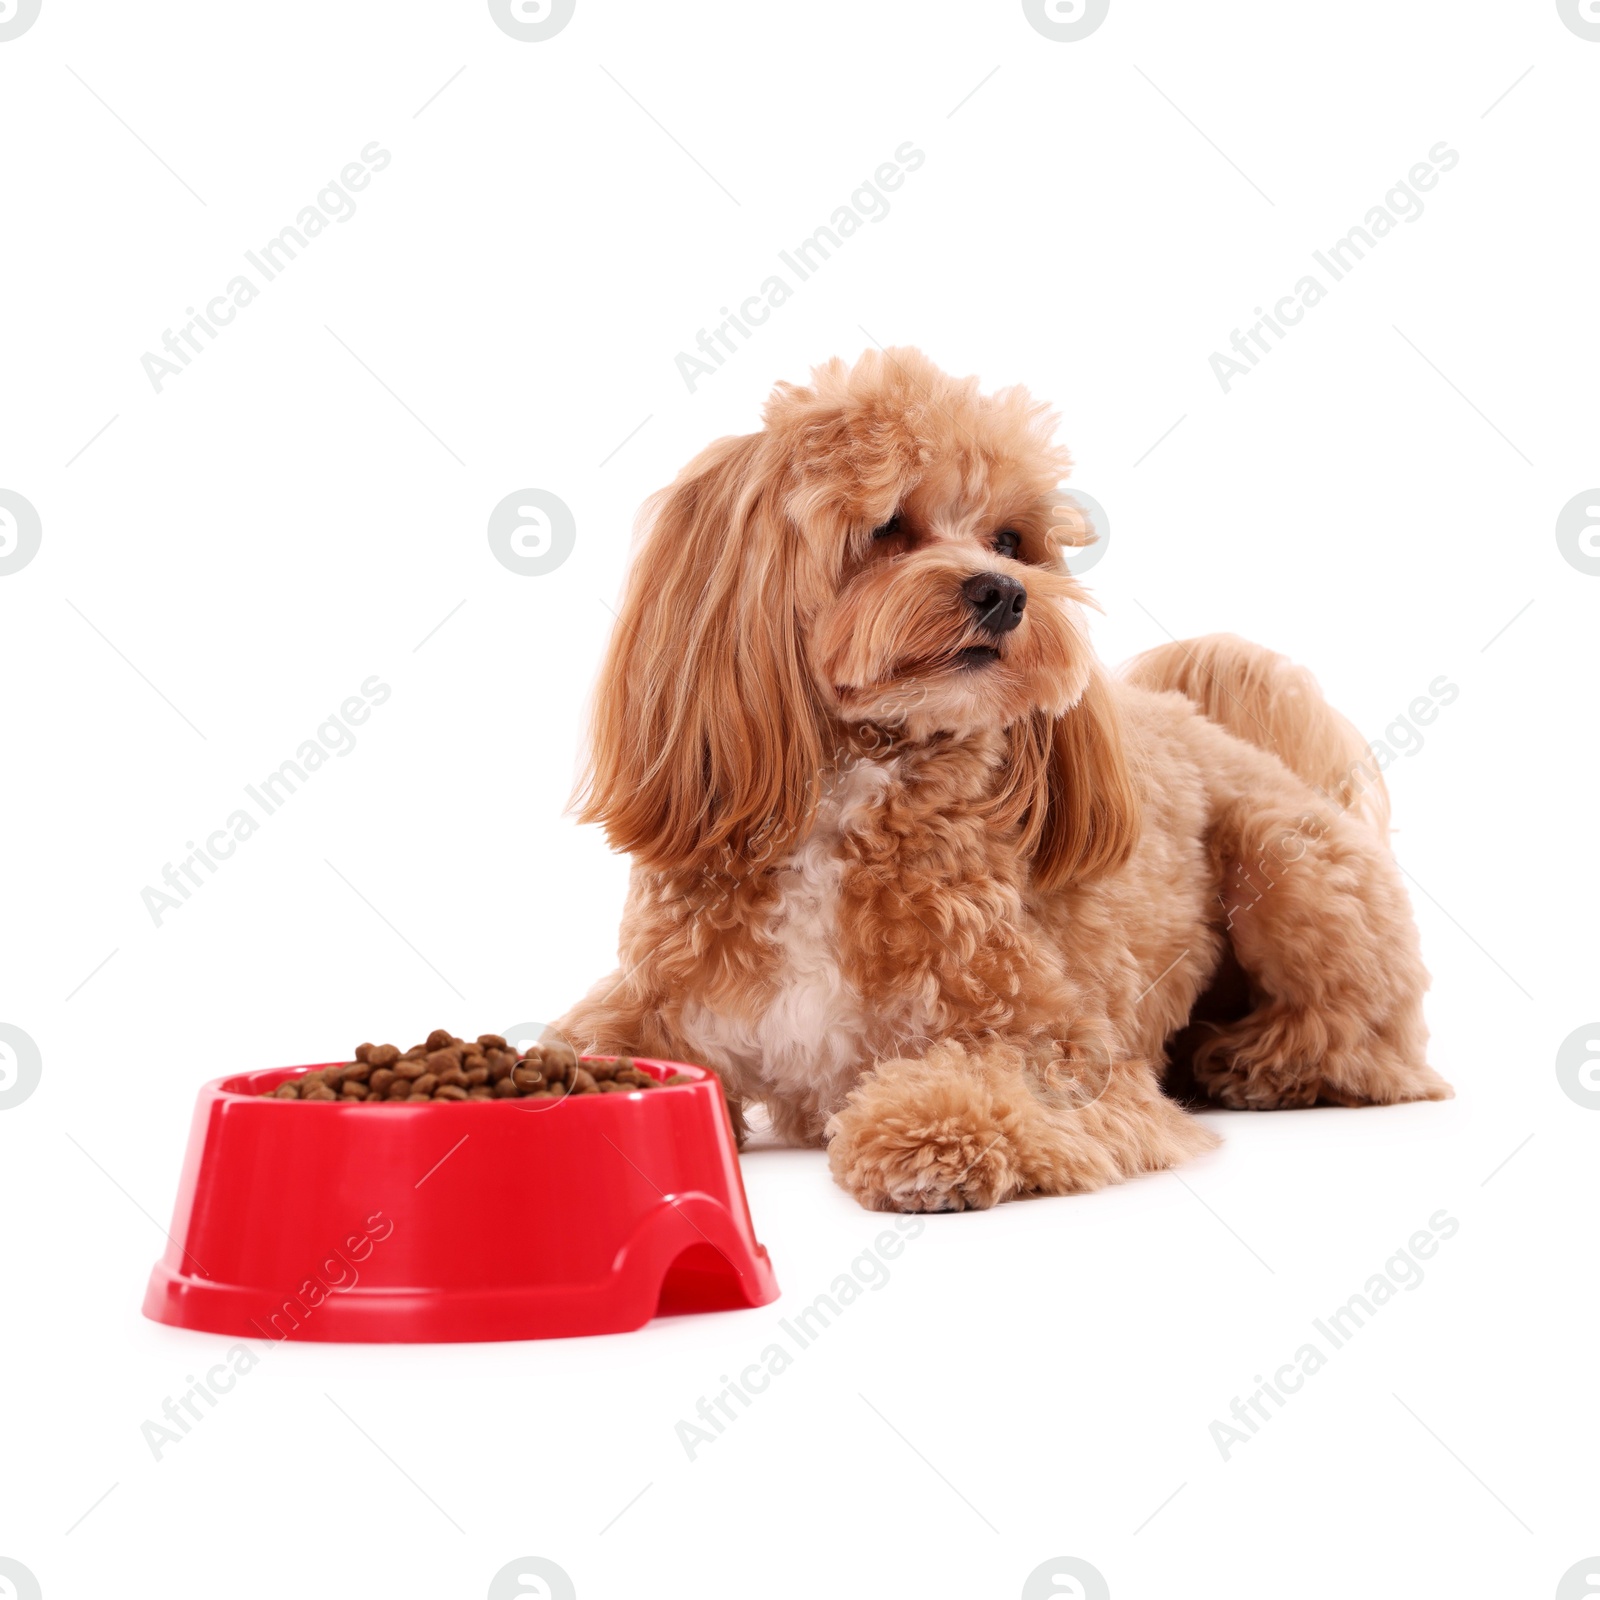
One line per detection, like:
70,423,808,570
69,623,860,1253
1192,1015,1454,1109
825,1083,1025,1213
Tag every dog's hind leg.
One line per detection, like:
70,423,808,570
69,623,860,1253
1128,634,1451,1110
1189,758,1452,1109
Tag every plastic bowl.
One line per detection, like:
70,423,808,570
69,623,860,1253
142,1057,778,1342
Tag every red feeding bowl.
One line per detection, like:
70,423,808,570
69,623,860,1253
142,1058,778,1342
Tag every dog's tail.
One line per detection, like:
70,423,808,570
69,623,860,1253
1122,633,1390,833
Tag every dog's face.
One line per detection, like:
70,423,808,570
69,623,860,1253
579,348,1136,884
811,493,1089,741
797,378,1093,741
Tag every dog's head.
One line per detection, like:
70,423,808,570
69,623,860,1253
578,348,1138,885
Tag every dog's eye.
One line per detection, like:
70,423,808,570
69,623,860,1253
994,529,1021,557
872,515,902,540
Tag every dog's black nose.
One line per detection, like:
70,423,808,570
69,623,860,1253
961,572,1026,635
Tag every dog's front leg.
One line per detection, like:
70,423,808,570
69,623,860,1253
824,1040,1215,1212
557,969,752,1144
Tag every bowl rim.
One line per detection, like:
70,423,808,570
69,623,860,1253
212,1055,712,1103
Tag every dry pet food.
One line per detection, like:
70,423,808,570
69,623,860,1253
262,1030,693,1103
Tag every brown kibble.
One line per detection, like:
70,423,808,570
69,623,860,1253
540,1039,578,1076
267,1031,649,1104
665,1074,694,1086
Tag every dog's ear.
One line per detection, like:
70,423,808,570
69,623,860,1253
575,431,824,875
1000,668,1141,889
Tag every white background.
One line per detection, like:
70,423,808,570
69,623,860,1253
2,1,1596,1597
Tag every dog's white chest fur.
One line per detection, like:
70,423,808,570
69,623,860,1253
680,759,905,1122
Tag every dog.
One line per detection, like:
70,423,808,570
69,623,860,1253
559,348,1451,1212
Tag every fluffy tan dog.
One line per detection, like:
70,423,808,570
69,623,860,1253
560,349,1451,1212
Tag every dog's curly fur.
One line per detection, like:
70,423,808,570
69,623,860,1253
559,349,1451,1212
